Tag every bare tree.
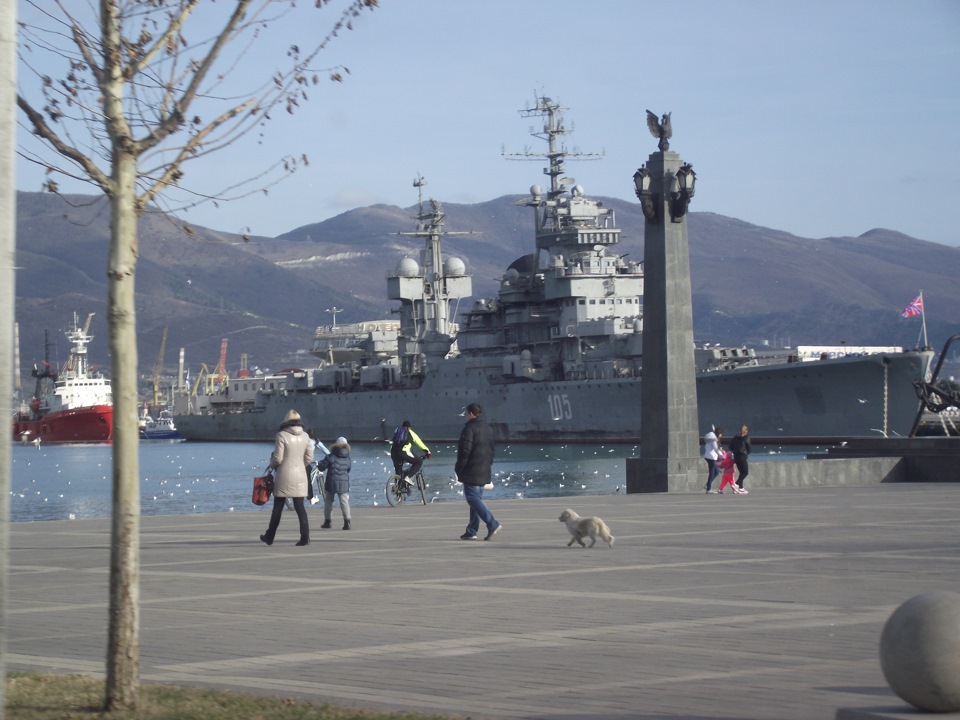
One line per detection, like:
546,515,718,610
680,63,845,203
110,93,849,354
15,0,378,710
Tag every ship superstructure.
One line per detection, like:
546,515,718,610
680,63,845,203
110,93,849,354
457,96,644,383
388,174,473,377
171,97,930,444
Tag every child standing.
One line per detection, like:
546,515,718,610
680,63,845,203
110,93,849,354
320,436,353,530
717,449,747,494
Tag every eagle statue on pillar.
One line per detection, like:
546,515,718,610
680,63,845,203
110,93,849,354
646,110,672,152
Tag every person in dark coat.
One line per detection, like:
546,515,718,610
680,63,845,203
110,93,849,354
730,424,752,490
320,436,352,530
261,409,313,546
454,403,501,541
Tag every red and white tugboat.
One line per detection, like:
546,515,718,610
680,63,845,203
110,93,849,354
13,312,113,444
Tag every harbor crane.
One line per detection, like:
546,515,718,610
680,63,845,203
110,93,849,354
191,364,211,396
214,338,228,384
152,326,168,406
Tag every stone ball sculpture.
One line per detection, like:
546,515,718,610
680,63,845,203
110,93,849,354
879,591,960,712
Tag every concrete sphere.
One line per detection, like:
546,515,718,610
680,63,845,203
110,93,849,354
879,591,960,712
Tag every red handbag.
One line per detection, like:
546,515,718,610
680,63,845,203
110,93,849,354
252,473,274,506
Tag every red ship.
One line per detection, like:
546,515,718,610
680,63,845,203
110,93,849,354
13,312,113,444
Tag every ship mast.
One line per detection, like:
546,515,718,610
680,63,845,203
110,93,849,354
507,95,602,201
505,96,617,262
62,312,95,380
388,176,473,372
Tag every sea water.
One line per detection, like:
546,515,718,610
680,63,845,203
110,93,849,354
8,440,812,523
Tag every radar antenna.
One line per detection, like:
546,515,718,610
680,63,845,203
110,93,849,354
502,94,603,201
413,173,427,226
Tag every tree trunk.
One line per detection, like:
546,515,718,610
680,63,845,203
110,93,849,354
104,149,141,711
0,1,17,717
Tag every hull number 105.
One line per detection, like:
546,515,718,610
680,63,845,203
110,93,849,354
548,393,572,421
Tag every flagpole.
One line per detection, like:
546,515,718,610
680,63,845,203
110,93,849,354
920,290,928,348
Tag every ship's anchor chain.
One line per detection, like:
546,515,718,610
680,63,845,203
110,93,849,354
914,333,960,414
909,333,960,437
913,378,960,414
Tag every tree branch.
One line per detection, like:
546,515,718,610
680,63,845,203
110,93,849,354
17,93,113,192
138,98,256,208
128,0,200,79
144,1,253,153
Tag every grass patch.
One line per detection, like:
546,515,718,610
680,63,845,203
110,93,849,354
6,672,456,720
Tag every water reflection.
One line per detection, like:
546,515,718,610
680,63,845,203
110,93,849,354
9,441,813,522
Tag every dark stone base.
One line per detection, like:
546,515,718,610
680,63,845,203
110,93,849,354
626,457,701,493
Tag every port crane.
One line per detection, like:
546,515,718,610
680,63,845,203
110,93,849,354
151,326,168,407
214,338,228,385
191,364,211,396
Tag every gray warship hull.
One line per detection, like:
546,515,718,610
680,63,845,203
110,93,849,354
173,349,931,445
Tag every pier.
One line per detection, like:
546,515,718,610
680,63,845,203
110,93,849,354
6,483,960,719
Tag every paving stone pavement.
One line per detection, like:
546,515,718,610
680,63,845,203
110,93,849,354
6,483,960,720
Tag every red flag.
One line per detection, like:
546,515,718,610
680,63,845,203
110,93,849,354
901,294,923,319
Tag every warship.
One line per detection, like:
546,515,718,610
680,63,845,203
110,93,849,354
172,97,931,445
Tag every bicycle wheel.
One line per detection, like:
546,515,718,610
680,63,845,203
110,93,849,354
416,471,427,505
385,474,407,506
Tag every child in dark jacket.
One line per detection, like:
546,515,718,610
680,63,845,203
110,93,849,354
320,437,352,529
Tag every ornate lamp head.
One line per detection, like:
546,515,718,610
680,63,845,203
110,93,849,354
633,165,659,223
669,163,696,222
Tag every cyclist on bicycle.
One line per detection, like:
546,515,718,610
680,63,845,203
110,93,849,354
390,420,431,484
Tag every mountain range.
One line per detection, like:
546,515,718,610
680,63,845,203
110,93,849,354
14,190,960,395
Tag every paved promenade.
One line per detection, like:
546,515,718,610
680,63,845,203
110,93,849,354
7,483,960,719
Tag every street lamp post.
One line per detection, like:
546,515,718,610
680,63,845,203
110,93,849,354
627,114,702,493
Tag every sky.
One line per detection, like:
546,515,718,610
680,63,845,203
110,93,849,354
14,0,960,246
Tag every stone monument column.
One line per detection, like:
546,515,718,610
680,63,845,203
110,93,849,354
627,116,702,493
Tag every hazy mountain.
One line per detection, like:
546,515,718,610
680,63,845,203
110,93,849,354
14,191,960,393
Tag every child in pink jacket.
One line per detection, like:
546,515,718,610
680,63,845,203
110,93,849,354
718,450,748,494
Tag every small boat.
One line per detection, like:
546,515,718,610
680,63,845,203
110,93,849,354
12,312,113,444
139,409,183,441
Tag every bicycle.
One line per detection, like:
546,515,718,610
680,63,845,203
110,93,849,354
385,459,428,506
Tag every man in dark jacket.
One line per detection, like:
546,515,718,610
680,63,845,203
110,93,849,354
455,403,501,540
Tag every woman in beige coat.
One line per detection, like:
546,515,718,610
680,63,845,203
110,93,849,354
260,409,313,546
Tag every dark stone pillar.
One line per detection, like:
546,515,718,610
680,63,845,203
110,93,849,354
627,150,702,493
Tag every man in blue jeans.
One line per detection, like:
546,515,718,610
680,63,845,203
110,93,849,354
455,403,501,541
